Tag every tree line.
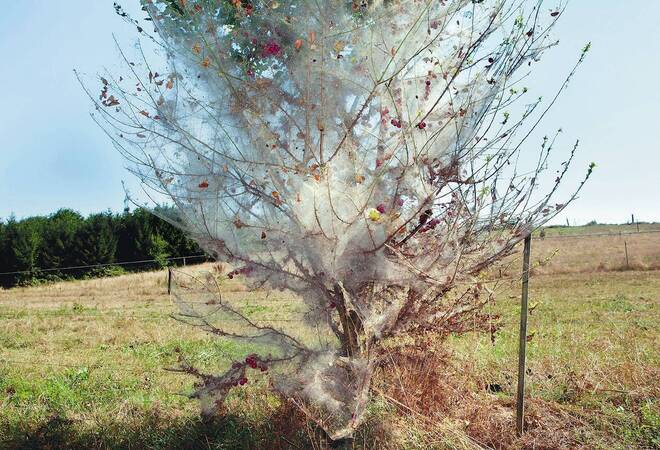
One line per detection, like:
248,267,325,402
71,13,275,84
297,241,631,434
0,207,203,288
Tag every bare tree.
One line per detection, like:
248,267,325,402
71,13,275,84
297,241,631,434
84,0,592,439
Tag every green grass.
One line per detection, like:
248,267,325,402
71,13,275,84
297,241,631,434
0,255,659,448
448,270,659,448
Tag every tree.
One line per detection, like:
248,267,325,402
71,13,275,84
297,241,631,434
152,205,204,261
73,212,118,269
116,208,155,266
90,0,593,439
0,208,201,287
3,217,46,285
0,219,9,286
40,209,85,273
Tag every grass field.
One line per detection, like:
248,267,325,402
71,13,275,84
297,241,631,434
1,226,658,449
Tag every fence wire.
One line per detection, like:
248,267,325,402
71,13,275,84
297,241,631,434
0,254,208,277
1,229,658,278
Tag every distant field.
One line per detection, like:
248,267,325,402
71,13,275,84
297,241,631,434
537,222,660,237
0,226,658,449
497,223,660,276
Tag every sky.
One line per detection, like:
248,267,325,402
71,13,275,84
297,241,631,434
0,1,658,225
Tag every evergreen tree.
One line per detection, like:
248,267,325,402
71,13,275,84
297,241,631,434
39,209,85,272
4,217,46,284
117,208,158,267
147,232,170,268
0,207,203,286
0,219,9,285
152,205,203,261
74,212,118,269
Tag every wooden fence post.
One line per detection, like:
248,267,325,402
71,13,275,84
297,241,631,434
167,267,172,295
516,234,532,436
632,214,640,232
624,241,629,269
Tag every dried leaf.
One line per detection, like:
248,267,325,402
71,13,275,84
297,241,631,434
233,217,245,229
333,40,346,53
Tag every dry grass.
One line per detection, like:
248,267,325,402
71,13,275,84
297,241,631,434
486,228,660,278
530,232,660,274
0,229,659,449
375,268,659,449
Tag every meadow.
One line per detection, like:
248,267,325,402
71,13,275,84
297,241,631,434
0,225,658,449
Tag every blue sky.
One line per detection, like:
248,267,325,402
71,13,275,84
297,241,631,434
0,1,658,224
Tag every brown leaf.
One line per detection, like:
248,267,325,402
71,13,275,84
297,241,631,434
102,96,120,107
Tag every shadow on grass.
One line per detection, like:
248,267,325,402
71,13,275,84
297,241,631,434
1,409,321,450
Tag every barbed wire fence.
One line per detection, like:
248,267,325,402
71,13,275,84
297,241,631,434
538,229,660,239
0,254,209,278
1,228,658,406
1,229,657,279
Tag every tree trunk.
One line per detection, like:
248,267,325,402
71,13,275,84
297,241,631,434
334,284,363,357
